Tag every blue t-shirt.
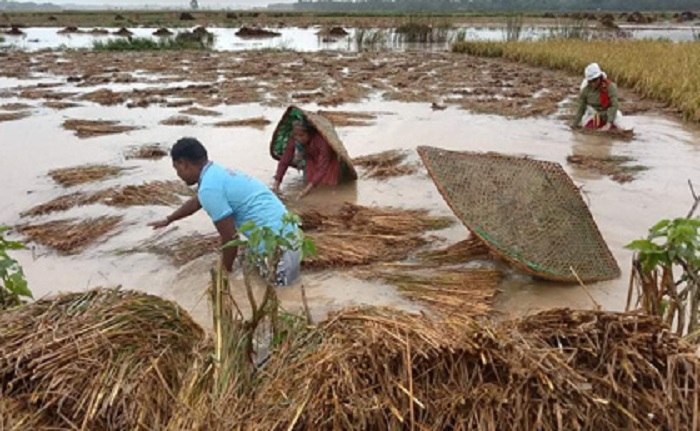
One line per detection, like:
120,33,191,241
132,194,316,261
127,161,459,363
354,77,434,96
198,162,288,235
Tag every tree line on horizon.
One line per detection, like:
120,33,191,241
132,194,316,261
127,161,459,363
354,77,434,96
293,0,700,12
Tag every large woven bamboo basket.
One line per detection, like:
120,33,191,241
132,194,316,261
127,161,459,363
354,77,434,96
270,106,357,180
418,146,620,283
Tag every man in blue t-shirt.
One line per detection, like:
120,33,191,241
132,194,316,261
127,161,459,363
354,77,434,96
149,137,301,286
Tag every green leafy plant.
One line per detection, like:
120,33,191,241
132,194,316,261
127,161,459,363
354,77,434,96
0,226,32,310
209,213,315,396
626,207,700,336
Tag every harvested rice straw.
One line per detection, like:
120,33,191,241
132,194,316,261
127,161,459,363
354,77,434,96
136,233,221,267
304,232,427,270
299,203,454,236
98,180,193,207
21,181,193,217
0,289,206,430
213,117,271,128
125,144,168,160
20,191,99,217
357,268,500,316
63,119,139,138
48,164,125,187
317,110,376,127
417,236,491,265
353,150,420,179
241,306,699,431
16,216,122,254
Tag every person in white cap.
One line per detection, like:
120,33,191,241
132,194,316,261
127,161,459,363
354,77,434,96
571,63,625,131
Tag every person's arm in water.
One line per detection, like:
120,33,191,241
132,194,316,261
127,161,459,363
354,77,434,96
273,138,296,193
601,83,619,131
298,136,333,199
149,196,201,229
571,87,588,129
214,215,237,272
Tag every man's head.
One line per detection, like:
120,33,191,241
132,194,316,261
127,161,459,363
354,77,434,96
171,137,208,186
292,120,314,146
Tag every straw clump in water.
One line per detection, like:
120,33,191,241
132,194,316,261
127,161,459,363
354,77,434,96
318,110,377,127
48,164,125,187
357,267,500,315
0,289,206,430
417,236,491,265
125,144,169,160
63,119,139,138
213,116,271,128
21,181,193,217
134,232,221,267
297,203,453,269
16,216,122,253
353,149,420,179
567,154,648,183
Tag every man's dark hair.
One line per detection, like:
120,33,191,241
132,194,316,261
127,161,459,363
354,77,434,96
171,137,208,163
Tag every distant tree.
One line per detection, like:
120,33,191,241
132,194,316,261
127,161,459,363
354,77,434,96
191,0,199,10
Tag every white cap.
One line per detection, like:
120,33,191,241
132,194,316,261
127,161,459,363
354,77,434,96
585,63,604,81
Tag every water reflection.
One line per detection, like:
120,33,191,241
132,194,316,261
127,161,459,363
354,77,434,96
2,25,698,52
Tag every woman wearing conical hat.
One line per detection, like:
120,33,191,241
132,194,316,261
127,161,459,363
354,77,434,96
272,119,345,200
571,63,627,131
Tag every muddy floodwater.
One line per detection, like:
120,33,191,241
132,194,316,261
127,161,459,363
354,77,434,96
0,47,698,328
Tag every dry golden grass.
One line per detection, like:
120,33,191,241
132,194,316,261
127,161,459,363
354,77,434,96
453,40,700,122
48,164,125,187
16,216,122,254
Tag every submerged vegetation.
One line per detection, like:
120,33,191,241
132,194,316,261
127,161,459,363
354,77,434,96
92,29,214,51
453,39,700,121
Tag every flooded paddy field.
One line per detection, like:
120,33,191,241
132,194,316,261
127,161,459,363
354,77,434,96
0,44,698,328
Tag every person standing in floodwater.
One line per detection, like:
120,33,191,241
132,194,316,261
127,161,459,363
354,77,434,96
149,137,301,286
571,63,627,131
272,119,345,200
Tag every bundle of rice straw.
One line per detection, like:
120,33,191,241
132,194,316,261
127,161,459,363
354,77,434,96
416,236,491,265
300,203,453,236
22,181,193,217
298,203,453,270
97,180,193,207
48,164,125,187
62,119,139,138
134,233,221,267
356,267,500,316
16,216,122,254
353,149,419,179
0,289,206,430
304,232,427,270
235,307,699,430
20,191,100,217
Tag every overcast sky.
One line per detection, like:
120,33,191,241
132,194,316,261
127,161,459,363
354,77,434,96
17,0,295,8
